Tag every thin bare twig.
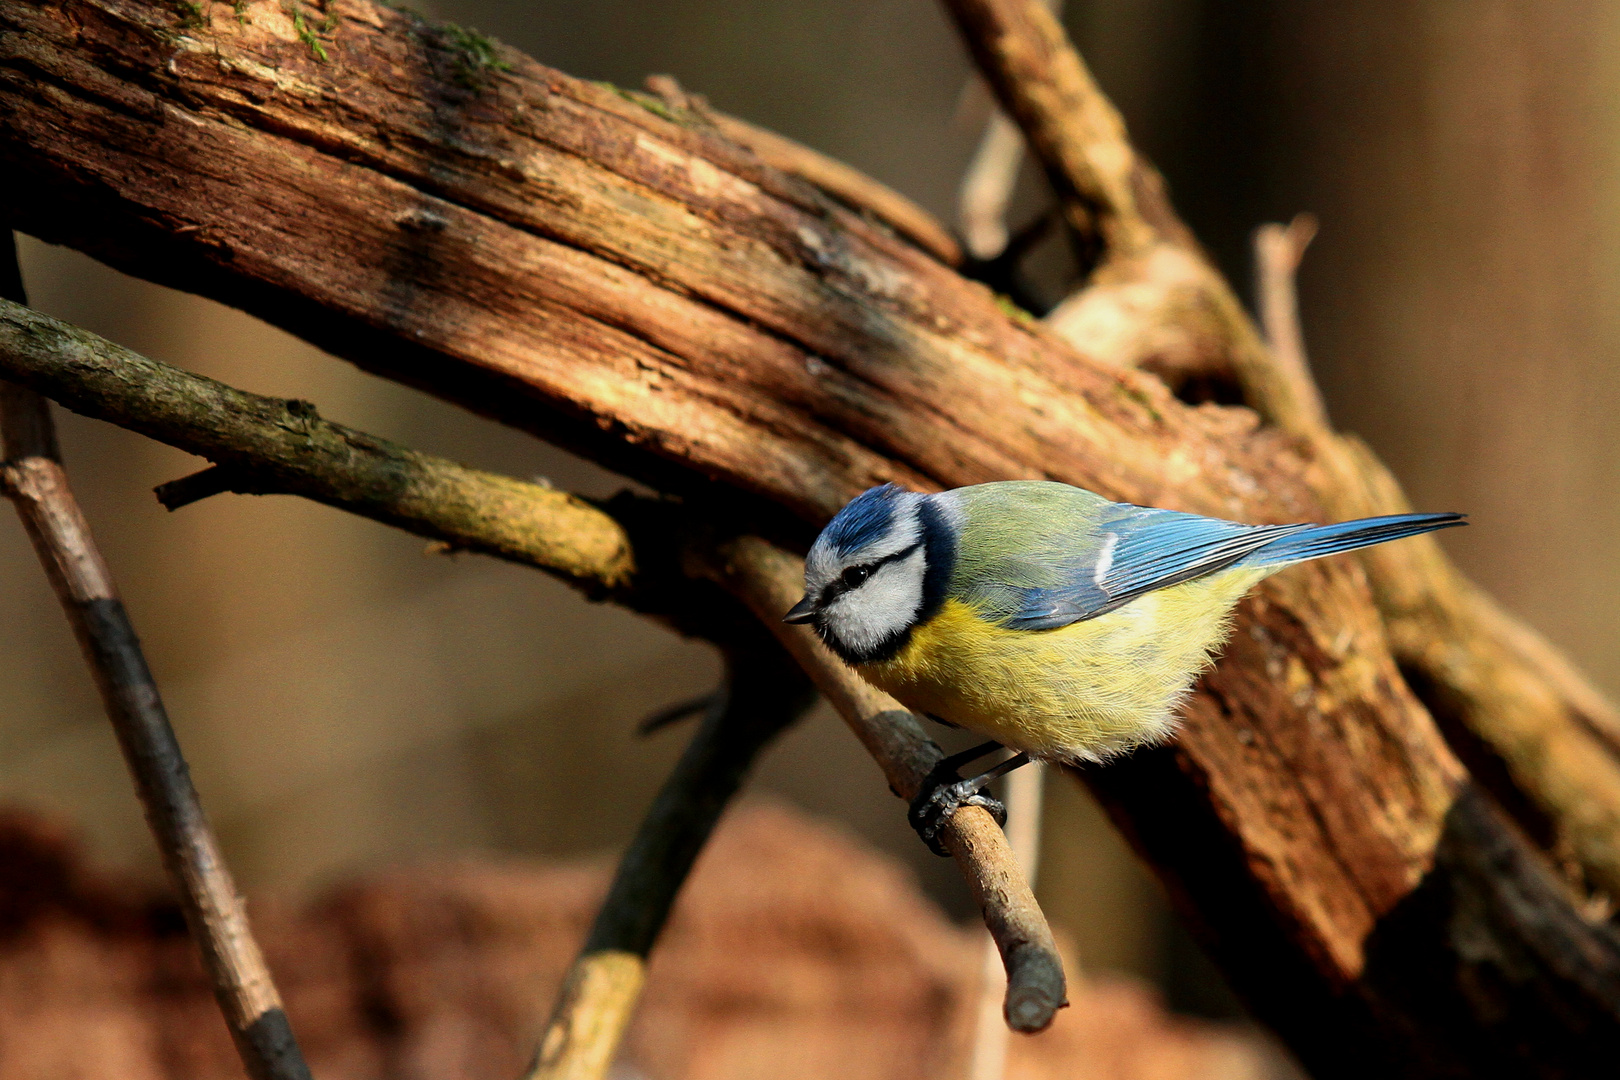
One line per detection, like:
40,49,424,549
527,641,816,1080
0,294,1068,1035
1253,214,1328,435
696,536,1068,1033
959,112,1027,261
0,239,312,1080
955,0,1062,262
968,762,1050,1080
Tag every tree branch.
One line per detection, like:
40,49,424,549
529,640,816,1079
696,535,1067,1033
1252,214,1328,434
0,242,311,1080
0,296,637,592
1252,213,1620,910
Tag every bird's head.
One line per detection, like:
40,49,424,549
784,484,954,665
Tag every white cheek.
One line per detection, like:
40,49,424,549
823,552,925,655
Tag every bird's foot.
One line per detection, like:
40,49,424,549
908,742,1010,857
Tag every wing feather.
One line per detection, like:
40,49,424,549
996,505,1307,630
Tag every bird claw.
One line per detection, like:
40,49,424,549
908,759,1008,857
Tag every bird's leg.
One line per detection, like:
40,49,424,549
908,745,1032,856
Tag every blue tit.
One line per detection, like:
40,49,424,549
783,481,1463,849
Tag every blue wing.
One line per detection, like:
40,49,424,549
997,505,1311,630
946,481,1462,632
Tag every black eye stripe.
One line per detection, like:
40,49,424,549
820,541,922,604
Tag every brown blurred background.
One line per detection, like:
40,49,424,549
4,0,1617,1028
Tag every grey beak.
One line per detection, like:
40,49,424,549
783,595,817,624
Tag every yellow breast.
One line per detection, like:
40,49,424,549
856,567,1270,762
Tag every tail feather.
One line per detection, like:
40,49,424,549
1238,512,1466,568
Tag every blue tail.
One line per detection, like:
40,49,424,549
1238,512,1466,568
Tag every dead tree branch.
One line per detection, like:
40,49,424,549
0,243,311,1080
1252,214,1327,433
4,0,1620,1072
0,295,637,590
1252,212,1620,906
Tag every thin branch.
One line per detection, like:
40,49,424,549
969,762,1051,1080
0,292,1067,1034
695,536,1068,1033
0,296,638,593
955,0,1062,263
1253,214,1328,435
527,640,816,1080
0,241,312,1080
958,111,1027,261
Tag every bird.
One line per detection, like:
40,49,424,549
783,480,1464,852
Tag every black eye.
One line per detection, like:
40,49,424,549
841,565,873,589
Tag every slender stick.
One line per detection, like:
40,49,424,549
1253,214,1328,435
696,536,1068,1033
959,112,1027,261
956,0,1063,262
526,642,815,1080
968,761,1051,1080
0,238,312,1080
0,295,637,592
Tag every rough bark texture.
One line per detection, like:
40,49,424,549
3,0,1619,1075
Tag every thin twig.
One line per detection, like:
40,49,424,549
968,762,1051,1080
1253,214,1328,435
959,112,1027,261
527,640,816,1080
695,536,1068,1033
0,291,1067,1033
0,296,638,592
955,0,1062,262
0,238,312,1080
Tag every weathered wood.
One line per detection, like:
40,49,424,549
3,0,1618,1073
640,74,963,268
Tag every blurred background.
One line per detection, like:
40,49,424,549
4,0,1618,1030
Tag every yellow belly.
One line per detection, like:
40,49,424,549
856,568,1270,762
